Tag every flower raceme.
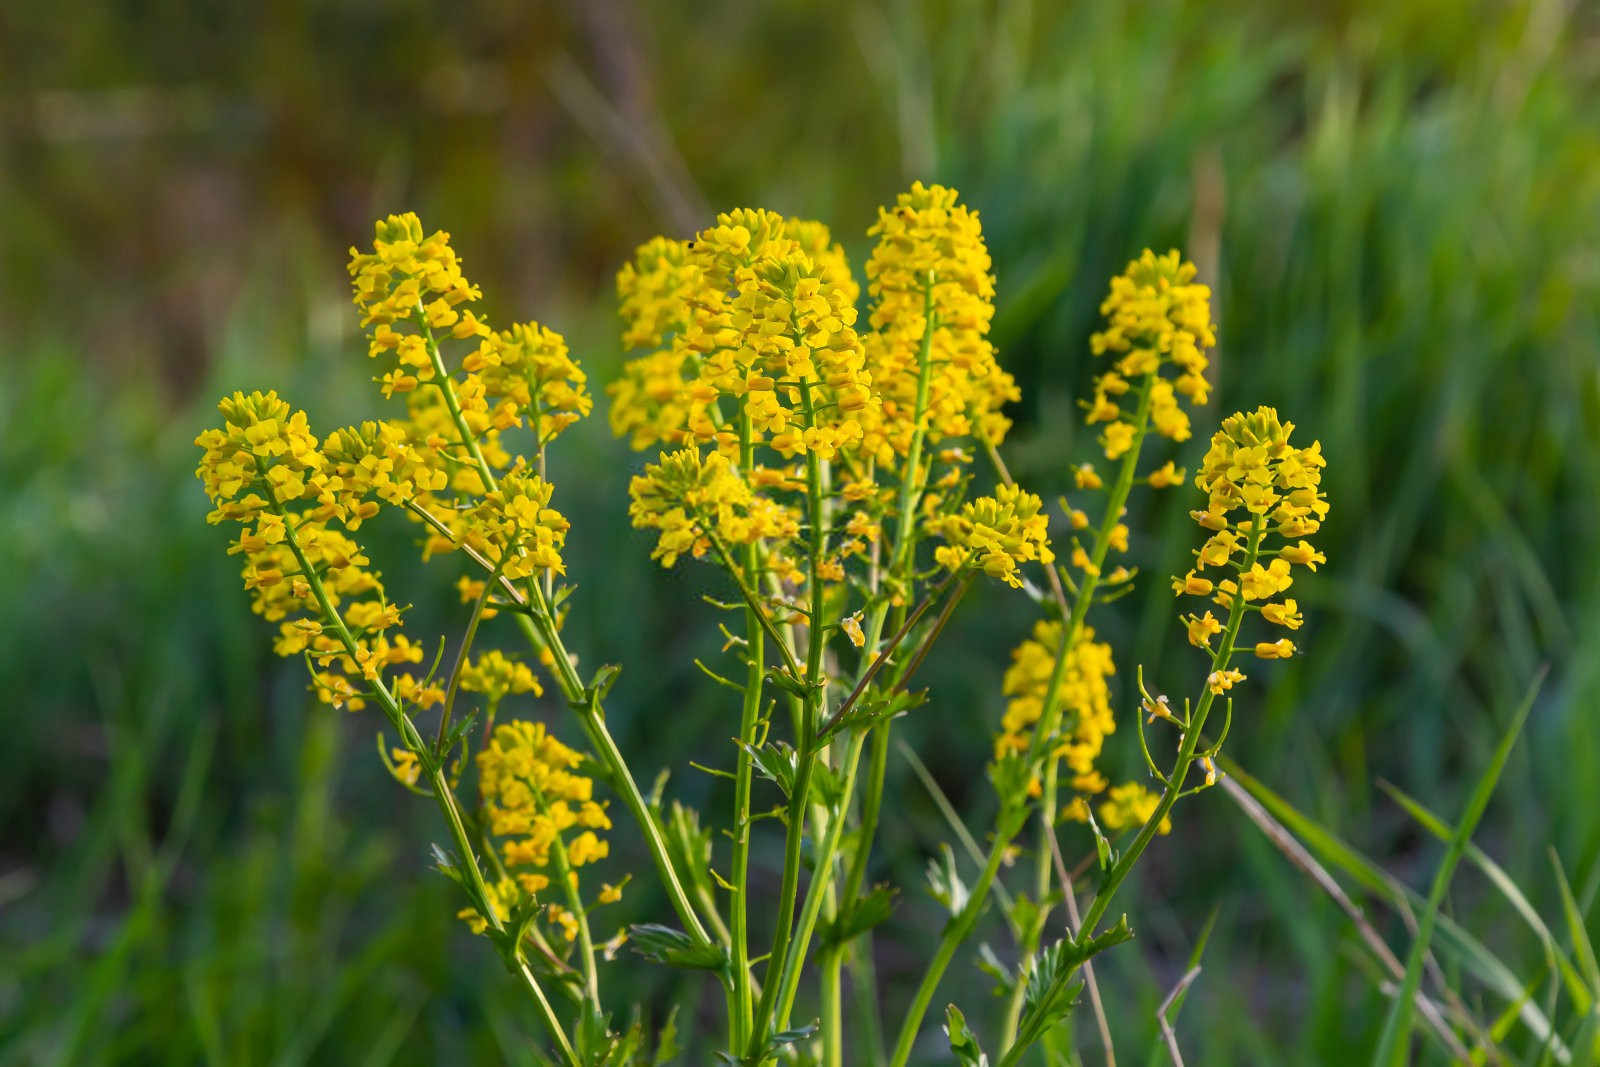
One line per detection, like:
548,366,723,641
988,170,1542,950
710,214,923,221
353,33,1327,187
863,181,1017,455
195,391,444,712
1177,405,1329,688
933,484,1054,588
1085,248,1216,462
468,721,614,938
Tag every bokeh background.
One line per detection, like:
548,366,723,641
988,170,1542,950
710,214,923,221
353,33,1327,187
4,1,1598,1062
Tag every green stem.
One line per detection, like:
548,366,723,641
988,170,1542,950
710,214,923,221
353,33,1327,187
266,479,576,1064
518,597,714,947
887,804,1029,1067
1072,517,1260,942
748,380,830,1059
545,814,601,1007
774,730,868,1028
996,518,1265,1067
731,407,764,1048
816,278,939,1065
997,374,1158,1045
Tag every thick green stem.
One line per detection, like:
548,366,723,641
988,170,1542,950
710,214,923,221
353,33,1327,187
774,730,868,1028
748,380,830,1059
730,408,764,1048
888,805,1028,1067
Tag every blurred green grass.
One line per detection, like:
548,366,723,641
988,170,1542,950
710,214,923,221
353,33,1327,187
3,1,1598,1062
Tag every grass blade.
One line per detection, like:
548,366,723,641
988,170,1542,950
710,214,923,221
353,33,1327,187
1379,778,1588,1011
1550,849,1600,1001
1372,669,1545,1067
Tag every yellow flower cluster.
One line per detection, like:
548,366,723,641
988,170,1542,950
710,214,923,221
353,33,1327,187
471,721,613,937
465,322,593,446
195,391,446,712
933,485,1054,588
462,463,573,581
342,217,597,611
461,649,543,702
993,621,1115,780
991,621,1167,835
349,212,486,396
613,184,1028,609
1084,249,1216,463
627,449,800,568
609,209,874,460
863,181,1017,456
1097,781,1171,835
1177,406,1329,668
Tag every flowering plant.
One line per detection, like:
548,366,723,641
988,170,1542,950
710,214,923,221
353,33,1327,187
196,185,1326,1064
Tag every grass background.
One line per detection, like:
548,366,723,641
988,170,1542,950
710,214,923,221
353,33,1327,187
3,1,1598,1062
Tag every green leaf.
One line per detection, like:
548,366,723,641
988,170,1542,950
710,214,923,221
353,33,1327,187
928,844,970,916
652,1006,682,1065
741,739,797,799
1226,748,1570,1056
1012,915,1134,1056
820,884,899,949
1373,669,1544,1067
628,924,728,971
429,843,466,888
715,1021,819,1065
1551,849,1600,1004
819,685,926,742
945,1004,990,1066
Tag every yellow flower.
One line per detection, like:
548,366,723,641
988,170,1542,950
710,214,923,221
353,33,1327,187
1184,611,1223,650
863,182,1016,456
461,649,543,702
470,720,614,937
1148,460,1187,488
1206,669,1246,694
841,612,866,648
1074,463,1104,490
1180,406,1329,679
609,212,875,460
1279,540,1326,570
348,212,481,332
628,448,799,568
196,392,434,714
1100,421,1136,461
1239,559,1294,601
1261,599,1304,630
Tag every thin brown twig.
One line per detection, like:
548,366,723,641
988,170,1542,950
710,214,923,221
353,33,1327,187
817,570,960,737
1156,967,1202,1067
